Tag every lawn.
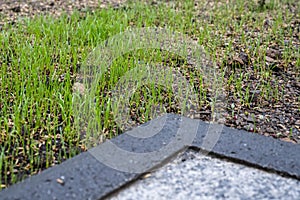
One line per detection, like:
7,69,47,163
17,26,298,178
0,0,299,189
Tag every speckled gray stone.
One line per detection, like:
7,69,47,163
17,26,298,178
109,149,300,200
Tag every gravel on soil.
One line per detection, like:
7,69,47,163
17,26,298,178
108,149,300,200
0,0,126,27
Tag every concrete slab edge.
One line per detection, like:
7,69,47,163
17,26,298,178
0,114,299,200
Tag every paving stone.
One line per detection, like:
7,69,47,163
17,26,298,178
1,114,299,200
109,150,300,200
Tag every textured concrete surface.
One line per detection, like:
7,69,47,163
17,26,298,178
0,152,137,200
0,114,299,200
192,120,300,179
109,149,300,200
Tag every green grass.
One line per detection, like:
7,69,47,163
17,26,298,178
0,0,299,189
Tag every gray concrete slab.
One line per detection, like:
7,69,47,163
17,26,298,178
0,114,299,200
109,149,300,200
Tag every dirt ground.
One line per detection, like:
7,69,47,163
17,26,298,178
0,0,126,27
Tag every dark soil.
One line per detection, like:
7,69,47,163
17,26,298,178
0,0,125,27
